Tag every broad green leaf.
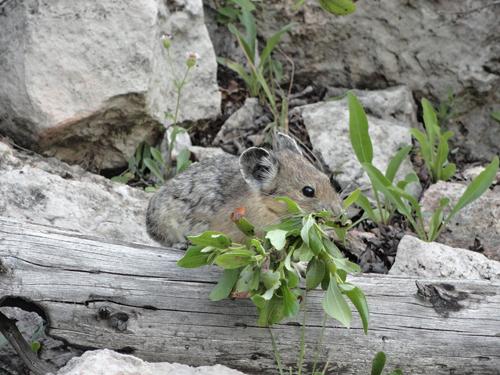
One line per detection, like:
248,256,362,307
150,146,164,164
294,243,314,262
343,188,361,209
306,258,325,290
410,128,432,170
229,0,255,11
434,130,453,180
238,9,256,61
188,231,232,248
300,214,315,246
111,172,134,184
143,157,163,182
214,249,254,269
253,294,284,326
259,23,294,69
323,238,343,258
209,268,241,301
176,148,192,174
342,285,369,334
274,196,303,214
321,270,330,290
318,0,356,15
322,279,352,328
348,93,373,164
491,111,500,123
385,145,412,182
264,217,302,234
217,57,253,87
266,229,288,250
441,163,456,181
286,269,300,289
449,156,499,219
355,192,377,222
235,265,259,292
308,225,324,255
262,270,280,290
371,351,387,375
281,285,299,317
422,98,440,146
177,245,209,268
234,216,255,237
250,238,266,255
333,258,361,274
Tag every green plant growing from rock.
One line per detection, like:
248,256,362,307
111,35,194,189
371,352,403,375
177,196,369,374
348,92,499,242
411,98,456,182
219,7,293,130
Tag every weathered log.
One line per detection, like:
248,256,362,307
0,216,499,374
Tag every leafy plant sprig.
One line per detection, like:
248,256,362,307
411,98,456,182
177,196,369,331
348,92,499,242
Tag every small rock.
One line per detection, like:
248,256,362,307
294,88,420,195
213,98,264,147
0,141,154,245
420,181,500,261
390,235,500,280
188,146,227,161
56,349,247,375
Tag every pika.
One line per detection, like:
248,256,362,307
146,133,342,247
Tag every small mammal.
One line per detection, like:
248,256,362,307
146,133,342,247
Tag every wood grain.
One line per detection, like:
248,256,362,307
0,217,499,374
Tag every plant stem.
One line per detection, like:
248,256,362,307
372,188,386,225
269,327,285,375
311,312,327,374
297,291,308,375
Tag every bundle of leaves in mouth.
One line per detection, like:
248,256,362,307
177,196,369,331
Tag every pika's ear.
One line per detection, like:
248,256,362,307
274,132,302,155
239,147,278,190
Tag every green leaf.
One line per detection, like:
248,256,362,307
371,351,387,375
441,163,456,181
333,258,361,274
261,270,281,300
281,285,299,317
234,216,255,237
259,23,294,69
235,265,259,293
385,145,412,182
111,172,134,184
422,98,440,146
323,238,343,258
264,217,302,234
217,57,253,88
491,111,500,123
449,156,499,219
389,370,403,375
275,196,303,214
176,148,191,174
30,341,41,353
209,268,241,301
188,231,232,248
229,0,256,11
410,128,432,171
318,0,356,15
266,229,288,250
238,9,256,61
214,249,254,269
150,147,164,165
286,268,300,289
143,157,164,182
227,23,254,64
342,188,361,209
427,197,450,242
434,130,454,180
300,214,315,246
322,278,352,328
309,226,324,255
177,245,209,268
306,258,325,290
342,284,369,334
348,92,373,164
355,192,377,222
253,294,284,326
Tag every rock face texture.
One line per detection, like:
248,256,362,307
390,235,500,280
294,87,419,193
0,0,220,170
420,181,500,261
0,140,154,245
56,349,246,375
252,1,500,161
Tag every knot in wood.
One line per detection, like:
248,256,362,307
0,258,8,274
109,312,129,332
97,306,111,320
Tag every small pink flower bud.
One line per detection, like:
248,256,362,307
186,52,200,68
161,33,172,49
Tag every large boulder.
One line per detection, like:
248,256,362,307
293,87,419,193
420,180,500,261
390,235,500,280
56,349,246,375
228,1,499,161
0,0,220,170
0,140,154,245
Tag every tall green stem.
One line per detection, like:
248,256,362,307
297,291,308,375
269,327,285,375
311,312,328,374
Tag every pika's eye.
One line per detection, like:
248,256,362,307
302,186,315,198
